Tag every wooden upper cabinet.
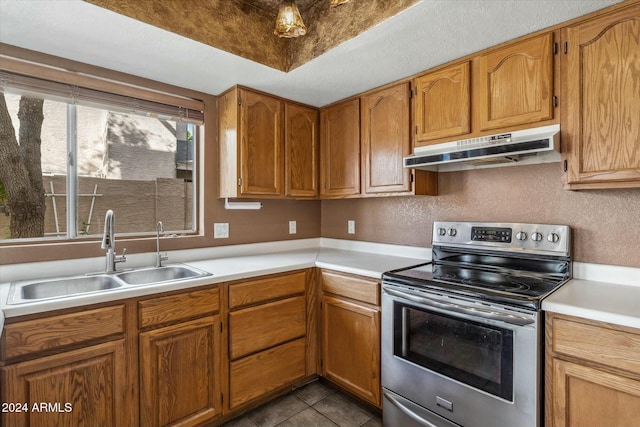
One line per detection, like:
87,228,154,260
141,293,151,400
285,103,319,197
477,32,554,131
361,83,412,194
218,87,284,198
320,98,361,197
239,89,283,196
415,61,471,146
563,3,640,188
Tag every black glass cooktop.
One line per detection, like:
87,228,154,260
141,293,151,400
383,262,569,310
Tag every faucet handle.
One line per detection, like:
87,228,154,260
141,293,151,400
115,248,127,264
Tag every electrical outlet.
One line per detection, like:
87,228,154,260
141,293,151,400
348,220,355,234
289,220,297,234
213,223,229,238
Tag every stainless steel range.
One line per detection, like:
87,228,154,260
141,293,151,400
382,222,571,427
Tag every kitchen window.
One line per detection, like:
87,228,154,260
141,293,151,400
0,72,203,242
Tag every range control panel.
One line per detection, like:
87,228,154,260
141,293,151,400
433,222,571,256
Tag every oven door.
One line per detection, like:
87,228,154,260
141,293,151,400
382,282,540,427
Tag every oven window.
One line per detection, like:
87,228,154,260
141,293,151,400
393,302,513,401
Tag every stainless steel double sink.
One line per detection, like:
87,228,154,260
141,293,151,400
7,264,212,305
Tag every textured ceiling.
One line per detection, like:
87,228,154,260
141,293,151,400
84,0,419,71
0,0,625,107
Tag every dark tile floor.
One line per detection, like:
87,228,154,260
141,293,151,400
222,380,381,427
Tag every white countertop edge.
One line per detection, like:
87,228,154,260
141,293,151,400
543,299,640,329
573,262,640,287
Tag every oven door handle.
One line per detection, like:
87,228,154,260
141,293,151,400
383,391,442,427
383,287,535,326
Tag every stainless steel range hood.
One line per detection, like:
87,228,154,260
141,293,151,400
404,124,560,172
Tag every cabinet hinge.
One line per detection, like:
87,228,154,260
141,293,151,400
408,88,412,99
563,160,568,172
415,125,418,135
320,359,323,368
238,96,242,105
553,42,558,55
552,96,558,108
563,42,568,54
238,177,242,187
221,393,224,404
220,322,223,333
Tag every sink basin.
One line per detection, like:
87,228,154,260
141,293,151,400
9,275,123,304
6,264,212,305
116,264,211,285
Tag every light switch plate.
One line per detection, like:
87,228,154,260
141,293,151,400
348,220,355,234
289,220,297,234
213,223,229,238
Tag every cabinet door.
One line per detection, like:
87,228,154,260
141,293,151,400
139,316,221,427
1,340,130,427
415,61,471,145
321,295,380,407
361,83,412,194
320,98,360,197
551,358,640,427
563,5,640,187
239,89,283,196
285,103,319,197
477,32,554,131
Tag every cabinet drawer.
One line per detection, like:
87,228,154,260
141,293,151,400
321,270,379,306
229,338,306,409
229,271,306,309
551,315,640,375
138,287,219,329
1,305,125,360
229,296,306,359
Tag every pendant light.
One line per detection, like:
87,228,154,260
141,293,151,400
274,0,307,38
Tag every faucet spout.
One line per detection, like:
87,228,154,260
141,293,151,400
102,210,126,273
155,221,168,268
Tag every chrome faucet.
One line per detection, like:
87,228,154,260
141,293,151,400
101,210,126,273
155,221,168,267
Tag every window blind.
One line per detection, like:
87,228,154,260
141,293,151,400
0,71,204,125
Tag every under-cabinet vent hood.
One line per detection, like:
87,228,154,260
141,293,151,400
404,124,560,172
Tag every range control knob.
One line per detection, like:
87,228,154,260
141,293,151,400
516,231,528,241
547,233,560,243
448,228,457,237
531,232,543,242
438,227,447,236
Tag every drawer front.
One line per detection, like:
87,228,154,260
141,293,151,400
551,315,640,375
229,296,306,360
229,271,306,309
1,305,125,360
229,338,306,409
321,270,380,306
139,287,219,329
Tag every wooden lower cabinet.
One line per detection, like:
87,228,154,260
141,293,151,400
320,271,381,408
227,271,309,411
550,358,640,427
545,312,640,426
139,315,221,427
1,340,130,427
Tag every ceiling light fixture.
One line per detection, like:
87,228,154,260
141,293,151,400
330,0,351,7
274,0,307,38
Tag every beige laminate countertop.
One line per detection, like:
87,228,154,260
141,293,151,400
0,241,428,324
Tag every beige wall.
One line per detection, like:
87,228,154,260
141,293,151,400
322,163,640,268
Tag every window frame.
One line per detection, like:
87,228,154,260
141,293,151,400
0,43,215,263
